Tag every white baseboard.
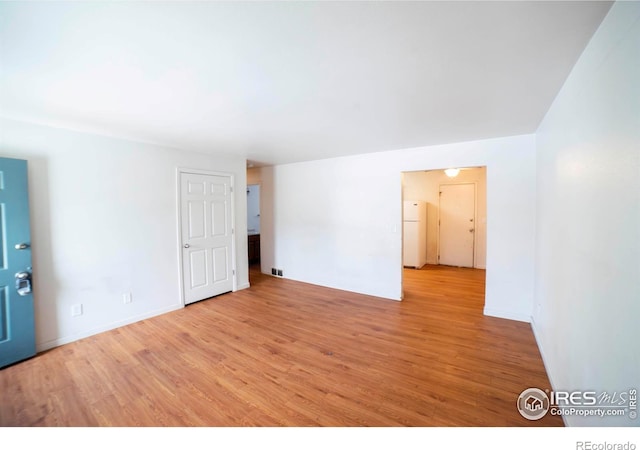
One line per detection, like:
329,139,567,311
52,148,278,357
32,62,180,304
483,307,531,323
531,317,568,426
36,303,184,352
236,282,250,291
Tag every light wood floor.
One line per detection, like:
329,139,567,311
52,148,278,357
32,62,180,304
0,265,562,426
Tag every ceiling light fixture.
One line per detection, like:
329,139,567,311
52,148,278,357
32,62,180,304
444,168,460,178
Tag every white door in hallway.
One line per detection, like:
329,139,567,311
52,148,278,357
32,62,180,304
180,171,235,305
439,183,475,268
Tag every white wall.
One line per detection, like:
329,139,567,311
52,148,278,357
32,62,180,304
0,118,249,351
270,134,537,321
403,167,487,268
533,2,640,426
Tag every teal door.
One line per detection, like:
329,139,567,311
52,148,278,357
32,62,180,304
0,157,35,368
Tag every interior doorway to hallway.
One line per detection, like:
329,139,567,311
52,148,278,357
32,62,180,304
247,184,261,267
401,166,487,302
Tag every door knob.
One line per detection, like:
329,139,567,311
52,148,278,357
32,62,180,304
184,244,190,248
469,229,475,233
15,243,30,250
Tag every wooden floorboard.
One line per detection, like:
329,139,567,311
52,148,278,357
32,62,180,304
0,264,563,426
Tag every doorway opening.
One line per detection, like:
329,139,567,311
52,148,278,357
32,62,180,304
401,166,487,304
247,184,261,269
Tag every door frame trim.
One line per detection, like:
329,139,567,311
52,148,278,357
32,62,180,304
437,181,477,268
176,167,237,307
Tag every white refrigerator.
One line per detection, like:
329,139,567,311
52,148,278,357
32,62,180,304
403,201,427,269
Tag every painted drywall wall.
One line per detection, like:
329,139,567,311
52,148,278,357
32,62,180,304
0,118,249,351
533,2,640,426
402,167,487,268
272,134,537,321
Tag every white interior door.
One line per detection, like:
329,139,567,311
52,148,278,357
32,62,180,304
181,172,234,305
439,183,475,268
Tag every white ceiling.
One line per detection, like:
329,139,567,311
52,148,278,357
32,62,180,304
0,1,612,166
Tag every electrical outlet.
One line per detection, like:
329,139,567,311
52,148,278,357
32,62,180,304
277,269,283,277
271,268,277,275
123,292,132,304
71,304,83,317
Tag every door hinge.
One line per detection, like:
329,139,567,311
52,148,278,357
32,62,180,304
230,186,233,193
233,270,236,276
